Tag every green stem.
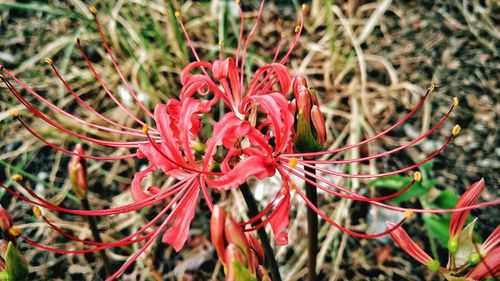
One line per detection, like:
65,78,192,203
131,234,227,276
240,183,282,281
81,198,112,276
305,163,318,281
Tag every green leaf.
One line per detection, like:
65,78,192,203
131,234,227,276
423,215,450,247
232,261,257,281
5,242,29,281
431,189,460,209
370,175,410,190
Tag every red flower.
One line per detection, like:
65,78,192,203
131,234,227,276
1,3,499,280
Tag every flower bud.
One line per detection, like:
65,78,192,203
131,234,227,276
292,74,308,99
311,105,326,145
225,244,247,281
68,144,88,199
449,179,485,241
297,90,312,124
224,216,250,262
0,205,13,232
257,265,272,281
245,233,265,263
210,205,227,264
288,99,297,116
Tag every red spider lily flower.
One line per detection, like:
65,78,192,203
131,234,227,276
448,178,485,253
386,221,441,272
1,2,499,280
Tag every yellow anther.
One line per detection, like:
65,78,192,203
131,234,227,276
288,157,299,168
413,171,422,182
426,83,436,94
89,6,97,14
302,4,307,11
235,0,240,4
453,97,459,106
45,57,53,65
290,182,297,191
9,110,21,118
11,174,23,182
175,11,181,18
32,207,42,218
219,39,224,46
294,25,300,33
8,226,21,237
404,210,414,220
281,31,286,38
452,124,461,136
142,124,149,135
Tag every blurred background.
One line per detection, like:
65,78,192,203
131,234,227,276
0,0,498,280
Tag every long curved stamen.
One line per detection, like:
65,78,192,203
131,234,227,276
91,11,155,119
75,40,153,127
276,166,406,238
282,101,456,165
2,75,147,148
15,117,137,160
240,1,266,95
282,164,417,202
293,135,454,179
1,177,193,216
107,182,199,281
33,183,191,249
3,67,156,142
234,0,244,67
279,4,305,65
48,59,153,137
200,177,214,212
282,87,434,157
239,190,282,227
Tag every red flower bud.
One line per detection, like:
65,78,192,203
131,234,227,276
245,232,265,263
0,205,13,232
292,74,308,99
311,105,326,145
224,216,250,261
297,91,311,124
210,205,227,264
225,243,247,281
68,144,88,199
466,246,500,280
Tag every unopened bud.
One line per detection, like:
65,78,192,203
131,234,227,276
225,244,247,280
292,74,308,97
245,233,265,263
298,91,312,123
210,205,227,264
68,144,88,199
311,105,326,145
257,265,272,281
224,216,250,260
0,206,13,232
